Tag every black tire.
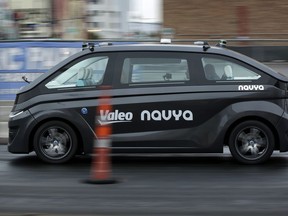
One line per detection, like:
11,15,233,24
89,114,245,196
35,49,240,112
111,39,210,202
33,121,78,164
228,120,275,164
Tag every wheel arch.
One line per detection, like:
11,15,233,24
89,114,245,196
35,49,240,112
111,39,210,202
224,116,280,150
29,117,84,153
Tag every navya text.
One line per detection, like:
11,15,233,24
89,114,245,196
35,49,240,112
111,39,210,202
99,109,194,123
238,85,264,91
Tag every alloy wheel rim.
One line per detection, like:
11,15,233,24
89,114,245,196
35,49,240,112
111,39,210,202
39,127,72,160
235,126,268,160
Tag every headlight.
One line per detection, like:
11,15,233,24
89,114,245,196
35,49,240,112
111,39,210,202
9,111,24,118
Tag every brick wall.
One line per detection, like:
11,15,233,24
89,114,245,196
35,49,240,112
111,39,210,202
164,0,288,40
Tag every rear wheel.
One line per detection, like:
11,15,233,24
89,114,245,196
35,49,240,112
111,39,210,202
228,120,275,164
33,121,78,164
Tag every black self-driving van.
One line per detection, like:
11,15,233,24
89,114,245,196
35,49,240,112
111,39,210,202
8,41,288,164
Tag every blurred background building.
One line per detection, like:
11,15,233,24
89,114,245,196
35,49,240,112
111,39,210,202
52,0,85,39
2,0,288,41
0,0,163,40
11,0,52,39
164,0,288,40
0,0,15,39
86,0,129,39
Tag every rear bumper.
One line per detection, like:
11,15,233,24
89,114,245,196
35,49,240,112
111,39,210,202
276,113,288,152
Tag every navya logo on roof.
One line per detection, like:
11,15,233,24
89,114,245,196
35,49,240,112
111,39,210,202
238,85,264,91
98,109,194,124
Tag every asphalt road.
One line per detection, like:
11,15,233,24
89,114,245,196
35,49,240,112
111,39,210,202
1,145,288,216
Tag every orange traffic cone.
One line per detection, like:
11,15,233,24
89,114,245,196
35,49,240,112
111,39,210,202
84,87,118,184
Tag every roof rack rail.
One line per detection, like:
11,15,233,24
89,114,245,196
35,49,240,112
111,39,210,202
216,40,227,48
194,41,210,51
99,42,113,46
82,42,95,51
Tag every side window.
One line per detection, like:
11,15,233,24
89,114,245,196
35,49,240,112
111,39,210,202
45,56,108,89
121,57,189,84
202,57,261,81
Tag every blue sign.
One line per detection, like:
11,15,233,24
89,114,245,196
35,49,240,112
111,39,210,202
0,41,82,100
0,42,82,73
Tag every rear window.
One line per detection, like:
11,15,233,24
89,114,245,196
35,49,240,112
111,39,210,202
202,57,261,81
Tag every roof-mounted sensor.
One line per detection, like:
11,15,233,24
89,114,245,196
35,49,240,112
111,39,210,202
194,41,210,51
160,38,172,44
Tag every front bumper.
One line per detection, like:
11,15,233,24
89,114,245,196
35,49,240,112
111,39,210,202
8,110,36,153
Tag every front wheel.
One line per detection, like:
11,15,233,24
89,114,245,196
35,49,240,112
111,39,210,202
228,120,275,164
33,121,78,164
